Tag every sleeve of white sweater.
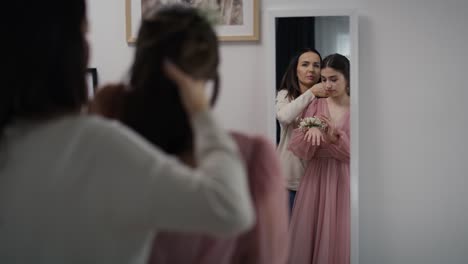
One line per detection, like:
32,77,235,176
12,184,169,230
275,89,315,126
87,111,255,237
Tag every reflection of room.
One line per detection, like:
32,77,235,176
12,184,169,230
274,15,351,144
272,13,355,264
274,16,351,96
314,16,350,58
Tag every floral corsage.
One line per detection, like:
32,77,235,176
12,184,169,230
298,116,327,131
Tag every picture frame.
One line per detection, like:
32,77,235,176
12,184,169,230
86,68,98,99
125,0,260,43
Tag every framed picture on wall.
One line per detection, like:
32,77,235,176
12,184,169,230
125,0,259,43
86,68,98,99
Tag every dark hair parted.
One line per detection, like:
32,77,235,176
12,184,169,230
322,53,350,95
122,5,220,156
278,48,322,101
2,0,88,136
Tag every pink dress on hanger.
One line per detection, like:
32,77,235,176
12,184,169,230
288,98,350,264
148,131,289,264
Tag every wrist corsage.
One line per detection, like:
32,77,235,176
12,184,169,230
298,116,327,131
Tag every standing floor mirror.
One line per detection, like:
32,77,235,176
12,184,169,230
265,7,359,264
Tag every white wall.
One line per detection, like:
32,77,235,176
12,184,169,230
87,0,468,263
87,1,134,83
86,0,266,133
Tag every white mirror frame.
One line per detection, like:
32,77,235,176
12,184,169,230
265,7,359,264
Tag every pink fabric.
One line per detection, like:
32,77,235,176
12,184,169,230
148,131,289,264
287,98,350,264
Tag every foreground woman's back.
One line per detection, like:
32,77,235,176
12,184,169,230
0,111,254,263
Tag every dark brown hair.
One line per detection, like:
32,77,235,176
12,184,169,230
278,48,322,101
2,0,88,136
322,53,350,95
121,5,220,156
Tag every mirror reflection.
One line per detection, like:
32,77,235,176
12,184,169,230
275,16,351,264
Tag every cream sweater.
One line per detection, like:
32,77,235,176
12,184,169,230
0,111,254,263
276,89,315,191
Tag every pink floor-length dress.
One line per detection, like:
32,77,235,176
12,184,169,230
148,131,289,264
288,98,350,264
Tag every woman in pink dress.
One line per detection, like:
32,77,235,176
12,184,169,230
288,53,351,264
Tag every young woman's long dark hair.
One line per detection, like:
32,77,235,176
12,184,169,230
121,5,220,156
322,53,350,95
277,48,322,101
2,0,88,137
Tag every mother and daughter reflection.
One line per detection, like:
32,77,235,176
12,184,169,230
92,7,351,264
276,49,351,264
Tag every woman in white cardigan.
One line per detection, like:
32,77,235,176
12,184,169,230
276,48,329,213
0,1,254,263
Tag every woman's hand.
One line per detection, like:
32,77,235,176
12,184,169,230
163,60,209,116
303,127,324,146
310,83,329,98
319,116,339,143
